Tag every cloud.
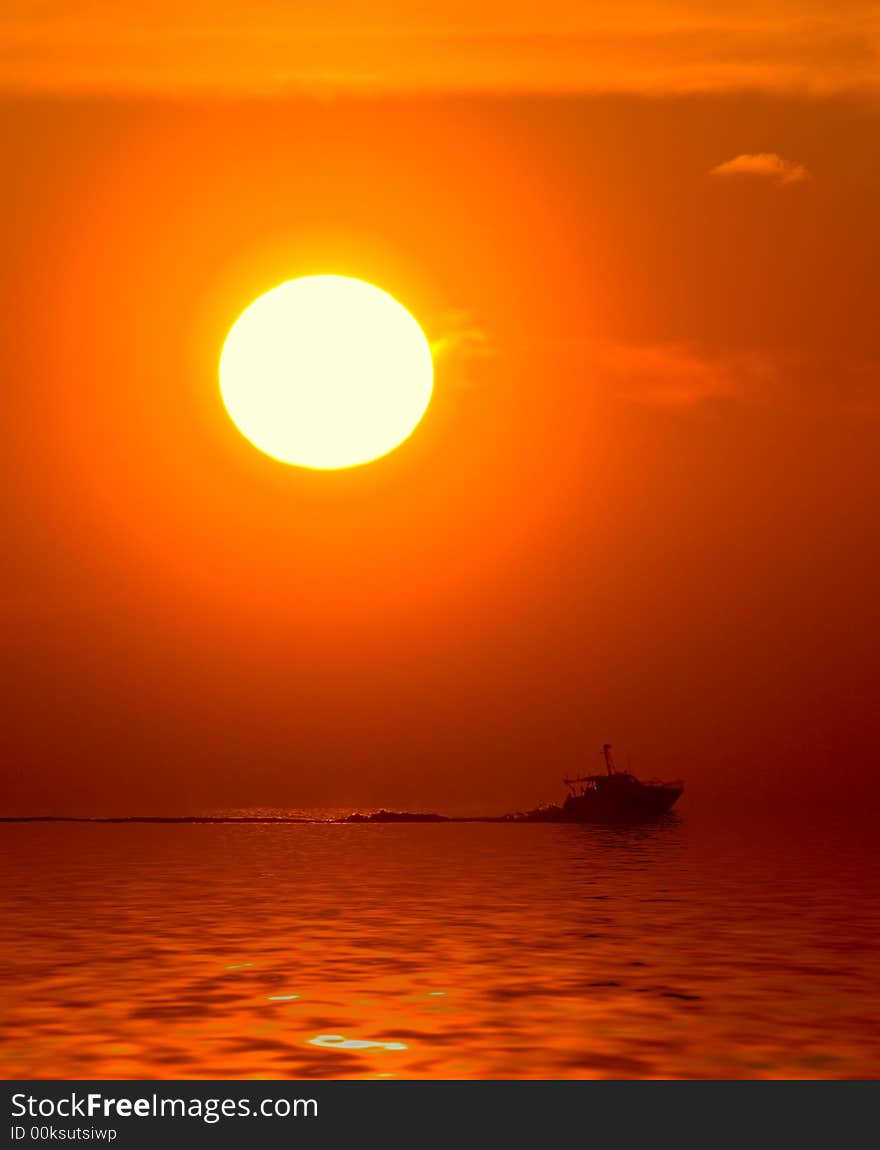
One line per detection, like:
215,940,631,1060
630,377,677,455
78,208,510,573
709,153,811,185
1,3,879,95
589,342,781,408
558,341,880,414
431,310,494,373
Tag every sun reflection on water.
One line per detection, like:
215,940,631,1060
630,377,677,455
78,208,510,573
0,817,877,1078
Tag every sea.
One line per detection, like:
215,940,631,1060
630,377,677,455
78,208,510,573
1,808,878,1079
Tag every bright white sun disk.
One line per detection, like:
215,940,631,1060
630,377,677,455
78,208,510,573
219,275,434,469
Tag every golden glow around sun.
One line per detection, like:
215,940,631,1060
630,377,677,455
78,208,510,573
219,275,434,469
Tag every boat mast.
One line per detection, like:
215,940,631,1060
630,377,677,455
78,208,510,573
602,743,617,776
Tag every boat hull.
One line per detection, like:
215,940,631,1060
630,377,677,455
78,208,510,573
557,783,683,822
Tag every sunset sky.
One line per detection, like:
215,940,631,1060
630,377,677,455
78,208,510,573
2,3,878,815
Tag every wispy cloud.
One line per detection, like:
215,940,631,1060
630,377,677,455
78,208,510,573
431,310,494,378
590,342,781,408
709,153,811,185
1,3,878,95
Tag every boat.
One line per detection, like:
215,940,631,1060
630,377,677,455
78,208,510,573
558,744,683,820
335,745,682,825
506,744,683,822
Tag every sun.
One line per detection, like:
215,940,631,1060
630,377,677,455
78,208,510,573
219,275,434,469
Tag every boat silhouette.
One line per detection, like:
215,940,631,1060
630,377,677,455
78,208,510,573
510,745,684,822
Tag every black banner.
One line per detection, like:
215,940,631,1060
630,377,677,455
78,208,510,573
3,1081,875,1149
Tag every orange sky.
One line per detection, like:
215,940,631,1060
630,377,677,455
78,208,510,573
2,8,879,815
2,2,879,94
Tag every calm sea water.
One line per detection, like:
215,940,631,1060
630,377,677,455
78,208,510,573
1,812,878,1079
